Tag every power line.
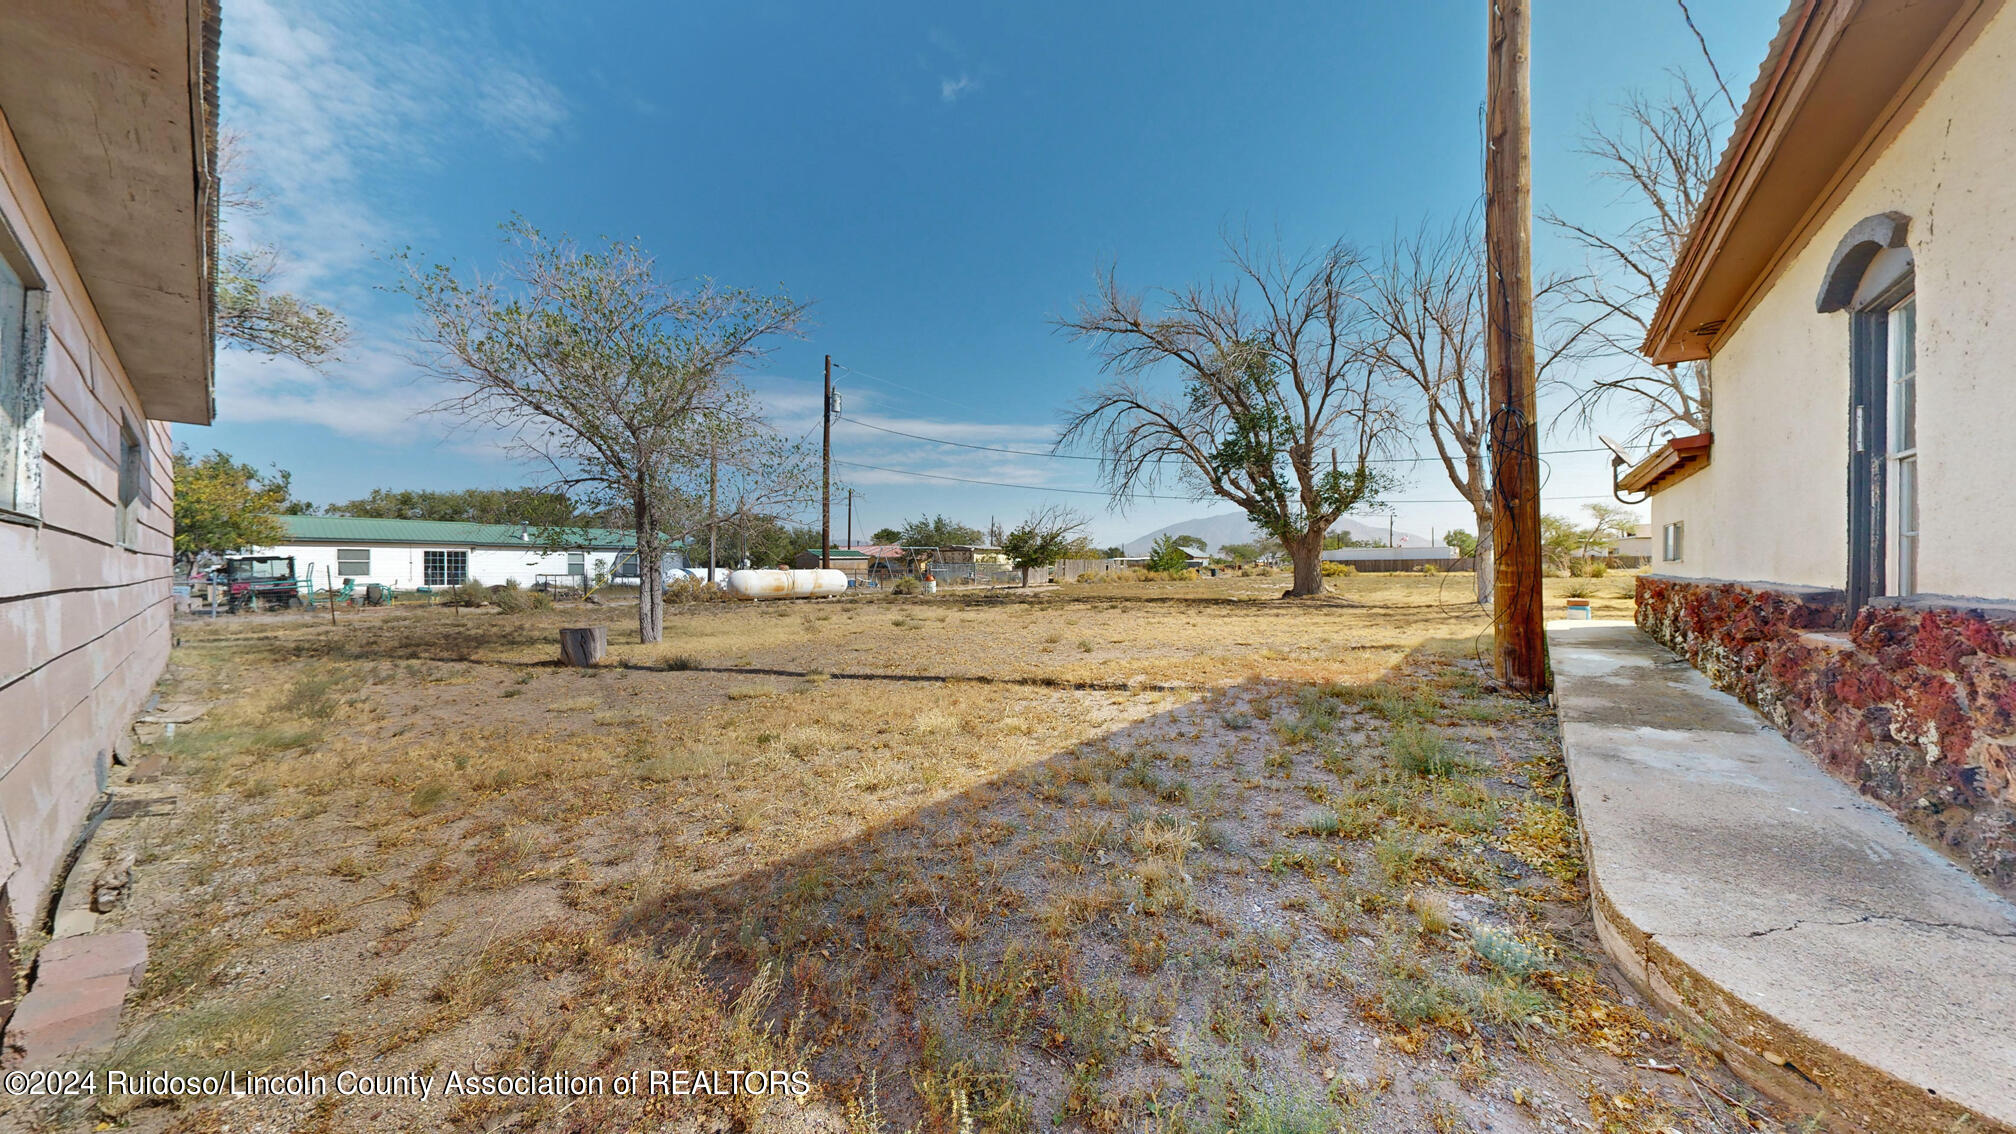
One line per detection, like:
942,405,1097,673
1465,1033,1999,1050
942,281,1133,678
830,363,977,414
838,415,1099,460
835,457,1616,505
837,412,1616,465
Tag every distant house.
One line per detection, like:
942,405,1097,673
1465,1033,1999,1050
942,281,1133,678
791,548,869,576
1321,546,1460,572
933,545,1010,567
1627,0,2016,886
1610,526,1653,567
260,515,664,589
1,3,218,947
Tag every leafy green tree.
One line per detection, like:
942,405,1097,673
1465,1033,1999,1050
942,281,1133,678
1218,542,1259,564
1146,534,1191,573
896,514,985,547
1541,513,1585,575
1172,534,1207,552
733,520,823,568
870,527,902,544
1444,529,1479,557
1322,531,1385,550
1000,506,1090,586
172,448,292,564
323,487,587,526
1099,546,1126,559
397,216,808,644
1579,502,1642,559
1060,237,1401,596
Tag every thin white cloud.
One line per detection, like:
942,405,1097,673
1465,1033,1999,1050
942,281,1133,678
214,0,570,449
940,73,980,103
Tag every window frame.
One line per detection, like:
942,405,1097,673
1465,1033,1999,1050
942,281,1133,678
114,412,144,548
0,215,48,525
567,550,585,577
1662,522,1684,563
1847,273,1916,610
1886,295,1918,598
336,547,372,579
423,548,469,587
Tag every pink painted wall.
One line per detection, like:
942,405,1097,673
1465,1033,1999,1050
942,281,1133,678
0,106,177,938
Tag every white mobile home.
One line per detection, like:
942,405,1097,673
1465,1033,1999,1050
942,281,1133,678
260,515,676,590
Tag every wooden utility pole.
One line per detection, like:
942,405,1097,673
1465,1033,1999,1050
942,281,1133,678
1485,0,1548,692
846,488,854,550
707,438,718,579
821,354,833,570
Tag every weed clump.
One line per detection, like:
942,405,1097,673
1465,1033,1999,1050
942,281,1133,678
440,580,490,607
1389,723,1468,777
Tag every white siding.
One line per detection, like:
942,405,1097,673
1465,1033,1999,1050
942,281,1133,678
0,106,176,937
262,544,637,589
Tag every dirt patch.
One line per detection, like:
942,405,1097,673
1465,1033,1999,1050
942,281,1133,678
7,572,1786,1133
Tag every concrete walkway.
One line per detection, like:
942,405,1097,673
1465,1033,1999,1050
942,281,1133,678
1548,620,2016,1134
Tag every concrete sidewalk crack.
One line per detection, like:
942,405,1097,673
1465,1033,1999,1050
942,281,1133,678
1741,913,2016,940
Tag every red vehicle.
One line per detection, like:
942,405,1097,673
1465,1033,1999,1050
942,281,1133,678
222,554,303,612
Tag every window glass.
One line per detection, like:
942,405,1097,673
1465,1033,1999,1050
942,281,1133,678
424,549,468,586
116,420,143,545
0,252,27,512
337,548,371,577
1662,522,1684,563
233,558,290,580
1889,295,1918,595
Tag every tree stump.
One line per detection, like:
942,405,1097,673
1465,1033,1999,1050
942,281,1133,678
559,626,607,668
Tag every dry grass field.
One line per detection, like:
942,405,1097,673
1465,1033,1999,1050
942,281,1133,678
12,572,1794,1134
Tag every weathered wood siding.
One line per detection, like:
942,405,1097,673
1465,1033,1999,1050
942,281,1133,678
0,106,176,938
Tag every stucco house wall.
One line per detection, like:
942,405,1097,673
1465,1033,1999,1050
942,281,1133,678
1650,0,2016,595
0,109,178,939
1636,0,2016,891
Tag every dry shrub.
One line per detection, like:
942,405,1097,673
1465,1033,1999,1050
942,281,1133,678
440,580,491,607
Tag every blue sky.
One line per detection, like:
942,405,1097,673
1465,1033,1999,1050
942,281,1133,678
207,0,1782,548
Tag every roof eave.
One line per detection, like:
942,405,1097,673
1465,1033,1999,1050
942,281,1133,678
0,1,220,426
1643,0,1986,365
1618,433,1714,495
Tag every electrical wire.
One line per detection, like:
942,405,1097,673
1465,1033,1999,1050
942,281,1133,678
836,456,1614,506
830,363,979,414
836,412,1615,466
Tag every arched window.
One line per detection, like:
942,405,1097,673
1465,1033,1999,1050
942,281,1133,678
1818,212,1915,607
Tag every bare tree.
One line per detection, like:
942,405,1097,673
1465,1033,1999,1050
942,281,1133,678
1058,237,1401,597
397,217,809,643
215,133,349,365
1542,73,1723,445
1363,216,1581,604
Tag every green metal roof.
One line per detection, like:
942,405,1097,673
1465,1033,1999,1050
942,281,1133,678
801,547,870,558
274,515,637,549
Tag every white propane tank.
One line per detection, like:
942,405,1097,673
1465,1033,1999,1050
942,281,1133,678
728,568,847,598
798,569,849,597
727,569,792,598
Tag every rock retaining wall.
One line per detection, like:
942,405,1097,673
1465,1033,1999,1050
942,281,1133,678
1637,575,2016,891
